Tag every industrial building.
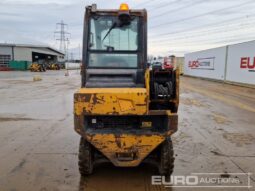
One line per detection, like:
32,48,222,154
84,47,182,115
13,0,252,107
0,43,65,69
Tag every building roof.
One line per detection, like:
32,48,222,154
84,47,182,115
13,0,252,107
0,43,65,55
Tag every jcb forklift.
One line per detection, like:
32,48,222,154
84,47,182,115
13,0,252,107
74,4,179,176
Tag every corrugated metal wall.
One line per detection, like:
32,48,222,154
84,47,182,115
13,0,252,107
0,45,64,69
0,46,13,68
0,46,12,57
13,47,64,62
13,47,32,62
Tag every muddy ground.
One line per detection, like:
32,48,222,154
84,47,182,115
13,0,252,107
0,70,254,191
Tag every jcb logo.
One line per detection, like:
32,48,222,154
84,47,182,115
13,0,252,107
240,57,255,69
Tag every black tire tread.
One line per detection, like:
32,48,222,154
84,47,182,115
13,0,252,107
78,137,93,176
159,138,175,176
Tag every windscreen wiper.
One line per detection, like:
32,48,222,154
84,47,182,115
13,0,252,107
102,22,117,41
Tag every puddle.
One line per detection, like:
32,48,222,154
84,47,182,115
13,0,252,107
210,113,231,124
223,133,255,146
181,98,205,107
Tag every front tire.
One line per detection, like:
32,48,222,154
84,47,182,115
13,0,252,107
158,137,174,176
78,137,93,176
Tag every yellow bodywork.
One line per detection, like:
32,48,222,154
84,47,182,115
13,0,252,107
74,69,178,167
74,88,148,116
85,133,165,166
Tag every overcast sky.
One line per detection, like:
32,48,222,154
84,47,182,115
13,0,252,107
0,0,255,58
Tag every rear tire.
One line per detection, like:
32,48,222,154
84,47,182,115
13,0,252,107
78,137,93,176
158,137,174,176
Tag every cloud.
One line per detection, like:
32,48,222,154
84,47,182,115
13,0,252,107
0,0,254,58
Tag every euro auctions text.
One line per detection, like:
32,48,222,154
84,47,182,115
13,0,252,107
152,173,252,188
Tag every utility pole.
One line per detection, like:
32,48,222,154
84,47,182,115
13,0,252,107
78,44,81,61
54,20,70,60
66,38,70,61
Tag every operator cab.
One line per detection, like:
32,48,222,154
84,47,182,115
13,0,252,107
82,4,147,87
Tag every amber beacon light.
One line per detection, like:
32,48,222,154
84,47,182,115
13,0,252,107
119,3,129,11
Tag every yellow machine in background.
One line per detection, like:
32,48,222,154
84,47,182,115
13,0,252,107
47,63,60,70
74,4,179,176
30,63,46,72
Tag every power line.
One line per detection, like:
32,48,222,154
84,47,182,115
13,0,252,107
148,13,255,38
149,32,255,48
149,16,255,42
149,28,255,46
148,0,245,13
149,0,255,28
150,0,204,19
134,0,159,8
54,20,71,59
148,22,255,54
148,33,255,55
145,0,242,12
149,35,255,52
150,28,255,45
147,0,184,11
